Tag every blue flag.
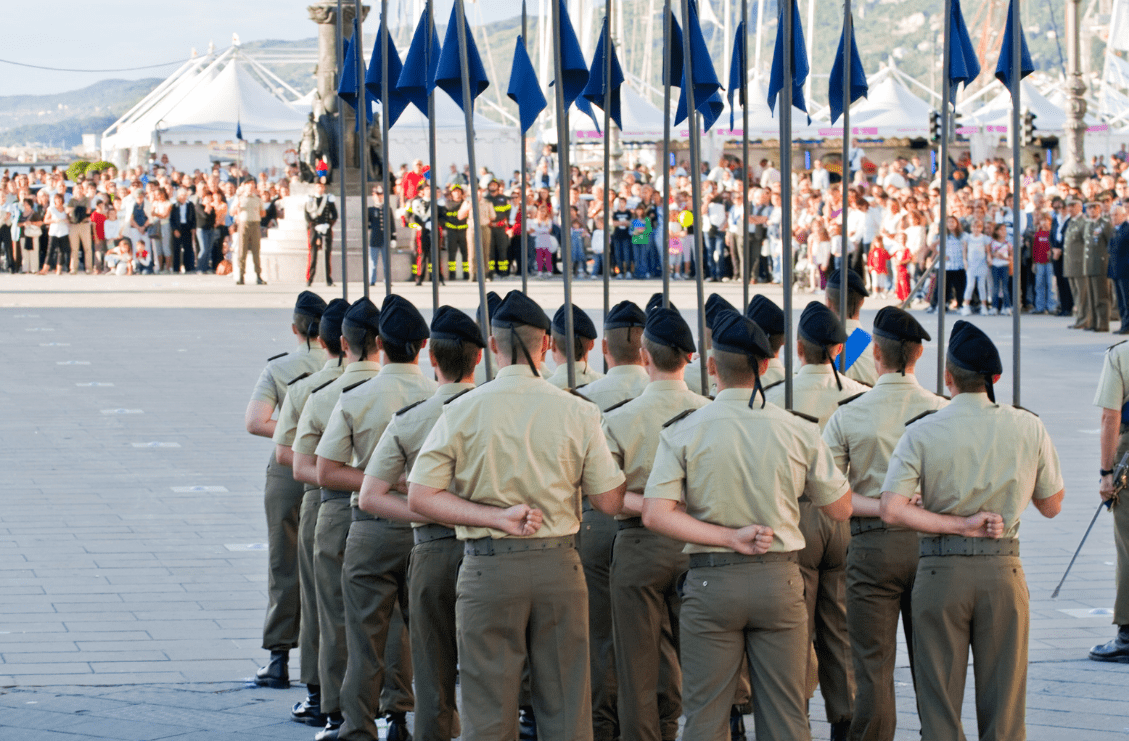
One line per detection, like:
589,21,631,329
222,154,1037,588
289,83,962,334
674,0,723,131
549,0,590,110
949,0,981,100
507,35,547,135
397,9,441,116
337,29,361,114
434,2,489,112
994,0,1034,91
664,11,684,89
581,17,625,130
828,19,868,125
727,20,746,130
236,120,243,141
767,0,810,118
365,21,409,128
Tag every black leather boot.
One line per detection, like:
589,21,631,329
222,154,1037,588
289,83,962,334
253,650,289,688
291,685,325,726
729,705,746,740
314,713,343,741
519,705,538,740
830,720,851,741
1090,626,1129,662
386,711,412,741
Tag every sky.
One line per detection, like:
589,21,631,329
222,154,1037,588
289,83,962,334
3,0,530,96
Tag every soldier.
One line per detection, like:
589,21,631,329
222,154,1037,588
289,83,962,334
826,268,877,387
409,190,443,287
1084,202,1115,332
473,291,503,385
745,295,786,387
244,291,328,690
1064,200,1090,329
272,297,350,726
408,290,627,740
605,307,710,741
547,304,605,389
579,300,649,411
291,298,383,740
305,179,337,287
765,301,868,741
316,295,437,741
1090,337,1129,661
358,306,483,741
822,307,947,741
880,320,1064,740
642,309,853,741
443,185,472,280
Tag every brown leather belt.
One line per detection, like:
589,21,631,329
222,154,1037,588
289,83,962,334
414,524,456,544
850,517,886,536
688,551,798,569
464,534,576,557
919,536,1019,557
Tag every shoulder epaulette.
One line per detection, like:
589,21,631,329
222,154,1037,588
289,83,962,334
267,352,287,362
838,392,866,406
310,378,335,394
934,391,951,400
575,383,589,390
569,389,596,403
342,380,369,394
395,399,427,416
444,388,473,405
1012,404,1039,417
1109,340,1127,351
663,408,696,428
906,409,938,425
287,372,311,386
763,379,785,392
789,409,819,424
603,398,634,413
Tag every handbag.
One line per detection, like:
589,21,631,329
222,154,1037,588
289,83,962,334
23,225,42,238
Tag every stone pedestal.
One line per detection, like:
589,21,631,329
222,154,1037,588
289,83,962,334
1060,0,1091,187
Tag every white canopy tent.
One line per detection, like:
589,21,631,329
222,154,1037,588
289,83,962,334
388,91,521,178
555,84,678,144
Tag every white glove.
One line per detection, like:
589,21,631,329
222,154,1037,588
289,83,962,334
315,223,330,234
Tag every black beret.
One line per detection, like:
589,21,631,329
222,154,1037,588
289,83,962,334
430,306,486,347
873,306,931,343
826,268,870,298
799,301,848,346
745,295,785,335
294,290,328,318
646,292,676,314
492,290,551,331
342,297,381,334
947,320,1002,377
481,291,502,321
644,307,696,354
553,304,598,340
605,300,647,329
711,309,773,360
320,298,350,343
379,295,430,343
705,294,739,331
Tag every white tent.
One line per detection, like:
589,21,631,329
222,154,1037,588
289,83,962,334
388,91,521,178
561,85,677,143
819,72,934,140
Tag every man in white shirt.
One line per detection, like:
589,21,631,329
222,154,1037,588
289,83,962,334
811,159,831,192
760,159,781,188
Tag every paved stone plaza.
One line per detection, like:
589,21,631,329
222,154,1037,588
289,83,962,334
1,273,1126,739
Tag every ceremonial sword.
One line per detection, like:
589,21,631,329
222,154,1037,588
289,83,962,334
1051,451,1129,599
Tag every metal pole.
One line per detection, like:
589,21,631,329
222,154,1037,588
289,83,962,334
521,0,530,295
354,5,370,300
454,0,491,379
551,0,577,389
336,0,349,300
428,0,440,311
839,4,851,373
741,0,750,311
380,0,392,297
602,7,612,371
782,0,794,409
937,0,952,396
661,0,672,308
1010,0,1022,405
680,0,708,397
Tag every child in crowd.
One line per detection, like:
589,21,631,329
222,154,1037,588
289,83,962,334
810,223,831,291
631,206,651,280
571,214,590,278
133,238,154,275
961,218,992,315
530,203,554,279
867,234,891,298
893,231,913,302
989,223,1013,315
104,238,133,276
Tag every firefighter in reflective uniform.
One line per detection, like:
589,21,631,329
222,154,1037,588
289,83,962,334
443,186,471,281
486,180,512,278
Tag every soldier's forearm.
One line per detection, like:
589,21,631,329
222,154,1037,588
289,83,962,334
851,493,882,518
317,458,364,492
407,483,515,530
642,497,749,550
620,492,645,516
1101,407,1120,471
359,475,423,523
880,491,980,535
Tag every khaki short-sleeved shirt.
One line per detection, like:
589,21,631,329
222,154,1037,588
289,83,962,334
581,365,650,411
249,345,327,408
1093,341,1129,412
645,388,850,554
765,364,871,430
603,380,709,519
547,359,604,389
762,356,786,388
823,373,948,502
845,319,878,387
409,364,626,541
237,193,263,223
273,360,344,448
882,393,1064,540
292,361,382,457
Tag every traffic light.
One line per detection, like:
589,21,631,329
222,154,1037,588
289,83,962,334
952,112,963,141
1022,110,1037,145
929,110,942,143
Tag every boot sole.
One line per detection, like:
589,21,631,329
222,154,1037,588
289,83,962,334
291,714,327,726
253,677,291,689
1089,653,1129,663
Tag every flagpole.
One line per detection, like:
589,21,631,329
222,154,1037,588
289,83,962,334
521,0,530,295
380,0,393,298
680,0,709,396
602,8,612,368
661,0,672,308
741,2,750,310
1010,0,1022,405
454,0,491,380
551,0,578,389
336,0,349,300
937,0,952,395
839,2,851,373
782,0,794,409
427,0,440,311
354,4,371,300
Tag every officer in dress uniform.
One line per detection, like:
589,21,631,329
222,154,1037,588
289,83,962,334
826,268,877,387
1064,200,1091,328
272,298,349,726
547,304,605,389
880,320,1064,741
765,301,868,741
443,186,472,280
642,309,853,741
579,301,649,411
245,291,329,690
604,308,710,741
822,307,947,741
358,306,483,741
409,191,444,287
305,180,338,287
745,295,786,387
408,290,627,740
291,299,384,740
1084,202,1115,332
316,295,438,741
1089,337,1129,660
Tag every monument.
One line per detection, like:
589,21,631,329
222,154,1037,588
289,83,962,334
1060,0,1091,187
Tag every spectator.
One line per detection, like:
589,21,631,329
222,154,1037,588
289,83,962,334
40,193,70,275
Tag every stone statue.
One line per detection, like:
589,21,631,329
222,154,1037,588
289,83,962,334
299,110,332,182
367,110,384,180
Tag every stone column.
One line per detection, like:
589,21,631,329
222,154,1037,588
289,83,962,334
307,3,369,115
1060,0,1091,187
